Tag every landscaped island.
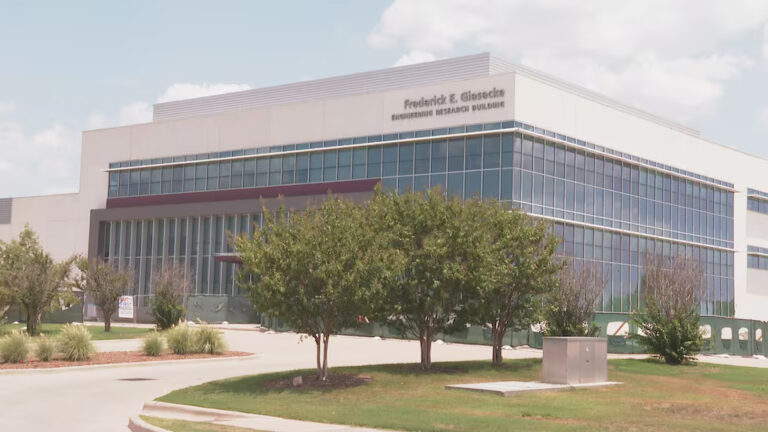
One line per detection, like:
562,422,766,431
158,358,768,432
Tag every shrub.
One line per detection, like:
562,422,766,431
543,262,602,337
57,324,95,361
35,335,56,361
150,265,191,330
195,322,227,355
166,323,196,355
142,332,164,357
632,254,703,364
0,330,30,363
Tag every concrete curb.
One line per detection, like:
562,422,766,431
140,401,397,431
0,353,257,375
128,416,173,432
142,401,253,421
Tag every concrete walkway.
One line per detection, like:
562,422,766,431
133,401,395,432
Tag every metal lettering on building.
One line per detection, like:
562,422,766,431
391,87,506,121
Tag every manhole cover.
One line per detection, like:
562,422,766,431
117,378,156,381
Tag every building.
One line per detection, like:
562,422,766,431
0,53,765,352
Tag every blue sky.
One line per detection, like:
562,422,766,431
2,0,768,196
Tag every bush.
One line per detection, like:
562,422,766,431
57,324,95,361
35,335,56,361
195,322,227,355
632,254,703,365
0,330,30,363
142,332,164,357
166,323,196,355
150,265,191,330
543,262,602,337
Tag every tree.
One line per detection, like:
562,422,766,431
543,260,603,337
150,264,192,330
632,253,703,364
236,196,398,381
369,187,477,371
465,200,560,366
0,226,75,336
74,258,132,332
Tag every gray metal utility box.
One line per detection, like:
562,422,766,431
542,337,607,384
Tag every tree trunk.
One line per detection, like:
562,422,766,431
321,333,330,381
314,334,321,380
105,315,111,332
491,323,506,367
420,327,432,371
26,307,41,336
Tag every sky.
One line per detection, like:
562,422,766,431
2,0,768,197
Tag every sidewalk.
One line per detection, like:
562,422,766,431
131,401,396,432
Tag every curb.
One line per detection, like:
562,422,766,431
142,401,253,421
0,353,258,376
139,401,398,431
128,416,173,432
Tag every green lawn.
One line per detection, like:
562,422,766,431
140,416,266,432
4,323,151,340
158,358,768,432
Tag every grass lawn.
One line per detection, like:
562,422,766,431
140,416,266,432
158,358,768,432
4,323,152,340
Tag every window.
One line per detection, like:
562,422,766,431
448,138,464,172
465,171,481,199
465,137,482,170
337,150,351,180
352,148,366,178
414,142,430,174
323,151,337,182
382,145,398,177
482,135,500,169
399,143,414,175
367,147,382,178
482,170,499,199
281,155,295,184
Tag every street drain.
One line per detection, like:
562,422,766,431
118,378,156,381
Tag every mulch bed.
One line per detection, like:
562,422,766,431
264,373,372,390
0,351,252,370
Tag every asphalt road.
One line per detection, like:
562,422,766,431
0,330,504,432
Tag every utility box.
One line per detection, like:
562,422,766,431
542,337,607,385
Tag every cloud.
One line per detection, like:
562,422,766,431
86,83,252,130
394,50,437,66
156,83,252,103
0,101,15,116
758,106,768,127
764,23,768,61
0,118,79,197
117,102,152,125
369,0,768,121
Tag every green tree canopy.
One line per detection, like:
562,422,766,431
0,226,75,335
369,187,480,371
464,200,560,366
236,196,400,380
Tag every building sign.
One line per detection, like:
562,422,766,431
391,87,506,121
118,296,134,319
